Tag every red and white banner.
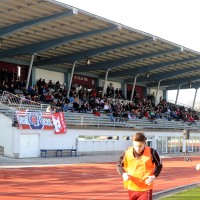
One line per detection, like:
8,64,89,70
51,112,67,134
16,111,67,134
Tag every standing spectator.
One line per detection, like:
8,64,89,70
55,81,61,91
48,80,53,89
37,78,42,87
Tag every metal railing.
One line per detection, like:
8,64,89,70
63,112,198,130
0,103,16,124
0,91,48,111
168,99,200,111
0,94,199,130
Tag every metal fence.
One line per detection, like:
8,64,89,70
0,91,48,111
0,93,199,130
63,112,198,130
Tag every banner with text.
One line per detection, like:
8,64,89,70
51,112,67,134
16,111,66,134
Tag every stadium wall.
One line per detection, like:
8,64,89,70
0,114,14,157
0,114,199,158
35,68,65,85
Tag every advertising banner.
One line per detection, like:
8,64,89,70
51,112,67,134
16,111,66,134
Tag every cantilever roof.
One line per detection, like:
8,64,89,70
1,0,200,89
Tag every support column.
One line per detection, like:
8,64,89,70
155,80,161,105
122,83,127,99
130,75,138,101
102,69,109,98
192,88,198,110
175,84,181,106
64,70,69,88
67,62,76,98
26,54,35,90
31,66,36,86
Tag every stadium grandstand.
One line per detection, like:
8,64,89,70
0,0,200,158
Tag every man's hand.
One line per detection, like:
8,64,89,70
122,173,131,181
145,175,156,185
196,164,200,170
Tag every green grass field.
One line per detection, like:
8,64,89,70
161,186,200,199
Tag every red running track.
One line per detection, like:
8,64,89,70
0,156,200,200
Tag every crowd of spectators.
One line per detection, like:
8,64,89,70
0,75,199,124
0,68,27,94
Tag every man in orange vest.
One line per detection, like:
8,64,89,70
117,132,163,200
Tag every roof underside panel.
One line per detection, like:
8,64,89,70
1,0,200,89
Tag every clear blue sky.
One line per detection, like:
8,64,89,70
57,0,200,109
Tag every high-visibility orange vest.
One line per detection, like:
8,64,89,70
123,146,155,191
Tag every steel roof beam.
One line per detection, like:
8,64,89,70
34,38,152,66
0,26,117,59
167,82,200,90
135,66,200,83
110,56,200,78
77,48,180,73
148,74,200,87
0,10,74,37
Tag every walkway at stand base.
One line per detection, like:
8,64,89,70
0,154,200,200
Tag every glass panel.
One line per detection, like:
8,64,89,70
156,136,162,153
188,138,193,152
176,137,181,152
85,136,93,140
167,137,171,153
196,137,200,151
79,135,85,140
180,137,183,153
162,137,167,153
171,136,175,153
94,136,100,140
113,136,119,140
193,137,197,151
99,136,107,140
122,136,130,140
147,141,152,147
157,137,162,153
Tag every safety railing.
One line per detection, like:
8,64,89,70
0,98,199,130
0,103,16,124
0,91,48,111
63,112,199,130
168,99,200,112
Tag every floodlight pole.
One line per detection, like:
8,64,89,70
192,88,198,110
26,54,35,90
102,68,109,98
130,74,138,102
67,62,76,98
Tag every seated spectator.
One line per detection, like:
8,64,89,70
93,108,100,116
73,97,80,111
79,101,88,113
46,105,51,112
103,102,112,113
62,103,68,112
46,92,54,103
144,110,150,119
